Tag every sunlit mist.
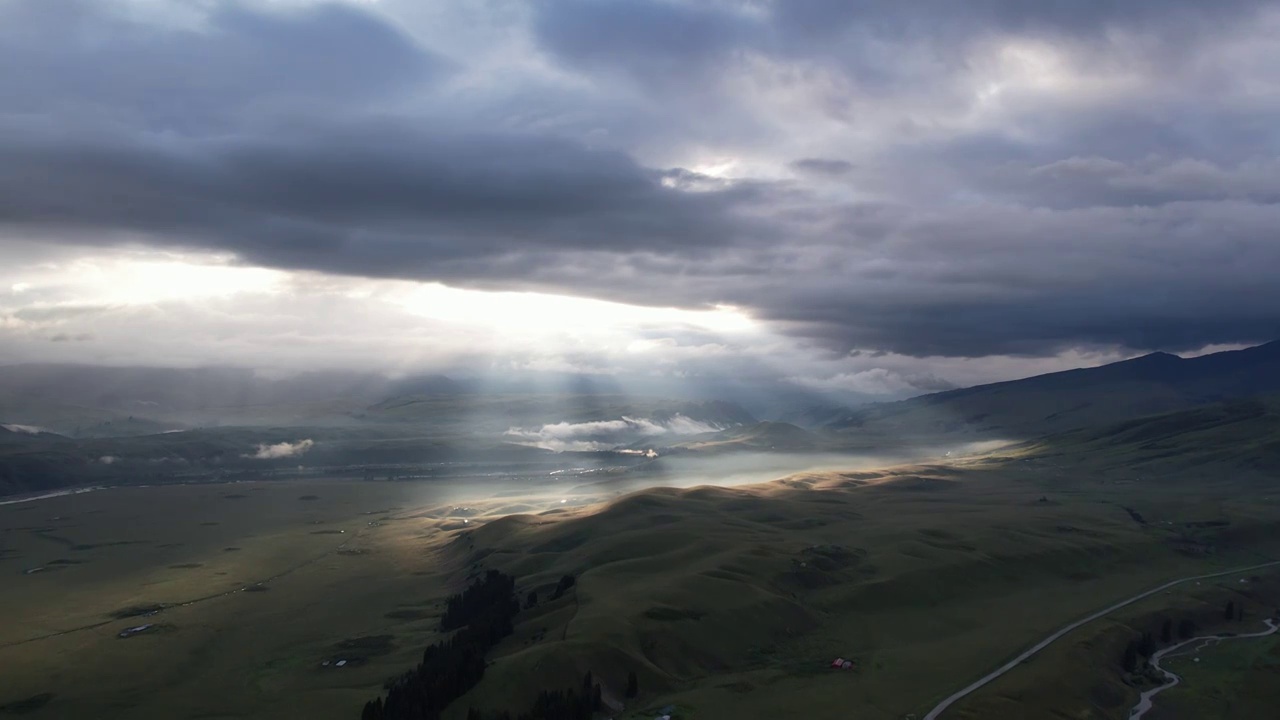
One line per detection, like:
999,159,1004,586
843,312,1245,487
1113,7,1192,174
393,284,755,337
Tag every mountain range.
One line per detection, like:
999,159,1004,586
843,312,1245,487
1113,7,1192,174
2,341,1276,495
821,340,1280,440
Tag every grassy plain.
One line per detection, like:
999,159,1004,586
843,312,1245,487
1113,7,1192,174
2,429,1279,720
0,479,509,719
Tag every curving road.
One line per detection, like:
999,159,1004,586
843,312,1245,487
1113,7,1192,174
1128,618,1279,719
923,560,1280,720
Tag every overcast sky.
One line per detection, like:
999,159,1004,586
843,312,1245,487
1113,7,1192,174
1,0,1277,402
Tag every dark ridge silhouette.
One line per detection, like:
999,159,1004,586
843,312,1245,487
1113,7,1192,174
825,340,1280,438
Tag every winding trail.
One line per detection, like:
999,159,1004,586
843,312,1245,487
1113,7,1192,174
1128,618,1279,719
923,560,1280,720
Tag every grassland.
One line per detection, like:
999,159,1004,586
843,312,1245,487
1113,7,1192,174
434,454,1280,720
2,407,1279,720
0,479,510,719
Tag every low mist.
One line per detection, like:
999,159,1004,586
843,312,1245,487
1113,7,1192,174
397,440,1013,518
585,440,1011,494
245,439,315,459
504,414,723,452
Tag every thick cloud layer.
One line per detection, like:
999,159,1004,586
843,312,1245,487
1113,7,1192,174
2,0,1279,364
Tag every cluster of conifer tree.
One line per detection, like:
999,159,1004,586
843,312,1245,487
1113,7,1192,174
359,571,620,720
465,671,603,720
441,570,520,631
1121,600,1245,673
550,574,576,601
360,570,520,720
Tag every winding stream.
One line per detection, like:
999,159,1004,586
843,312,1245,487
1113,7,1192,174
1129,618,1279,719
923,561,1280,720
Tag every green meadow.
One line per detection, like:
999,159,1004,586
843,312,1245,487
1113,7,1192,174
5,427,1278,720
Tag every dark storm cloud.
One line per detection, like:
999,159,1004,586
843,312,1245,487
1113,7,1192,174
0,3,770,282
1007,157,1280,209
768,0,1268,40
531,0,1274,89
0,0,442,132
0,120,773,281
531,0,752,79
751,199,1280,356
2,0,1280,360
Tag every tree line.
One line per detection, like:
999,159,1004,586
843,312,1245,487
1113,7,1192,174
441,570,520,631
466,671,602,720
465,668,641,720
360,570,520,720
1122,600,1245,673
360,571,636,720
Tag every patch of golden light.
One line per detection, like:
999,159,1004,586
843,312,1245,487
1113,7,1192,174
18,252,285,306
4,249,756,343
395,283,755,337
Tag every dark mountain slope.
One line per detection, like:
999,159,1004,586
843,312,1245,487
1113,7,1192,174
826,341,1280,440
1019,397,1280,477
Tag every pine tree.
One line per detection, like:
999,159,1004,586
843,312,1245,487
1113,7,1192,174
1161,618,1172,643
1226,600,1236,620
1137,632,1155,657
551,574,576,600
626,670,639,699
1122,642,1139,673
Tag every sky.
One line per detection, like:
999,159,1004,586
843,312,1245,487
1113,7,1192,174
1,0,1278,404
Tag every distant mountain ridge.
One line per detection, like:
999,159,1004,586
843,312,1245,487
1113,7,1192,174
0,364,463,415
933,341,1279,402
825,341,1280,440
0,363,761,447
4,342,1275,445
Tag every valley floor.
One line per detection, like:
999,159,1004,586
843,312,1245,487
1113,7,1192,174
2,450,1279,720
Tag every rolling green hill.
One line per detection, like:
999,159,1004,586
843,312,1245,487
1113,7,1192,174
430,405,1280,720
1017,398,1280,476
